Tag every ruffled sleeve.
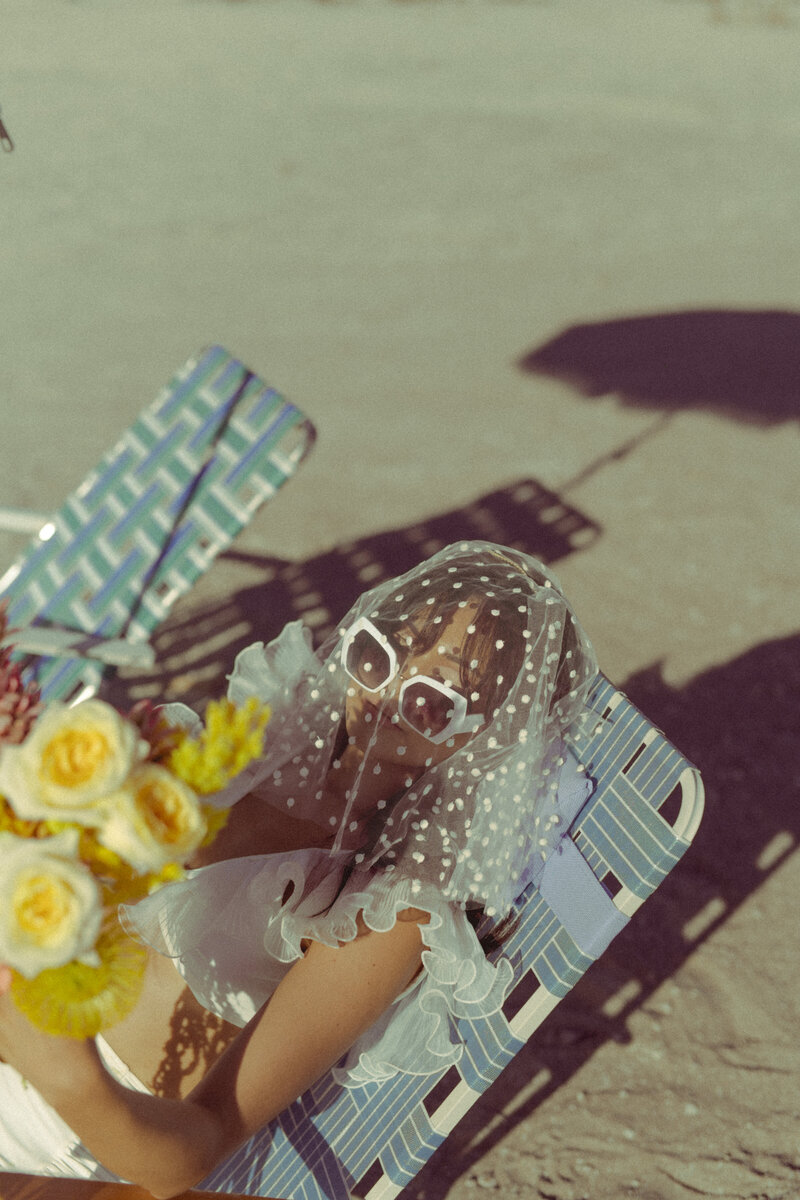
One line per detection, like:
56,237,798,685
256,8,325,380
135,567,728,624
121,846,513,1086
161,622,323,811
225,620,319,710
324,868,514,1085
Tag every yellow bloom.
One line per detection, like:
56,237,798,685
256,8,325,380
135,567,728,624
199,802,231,848
0,700,146,825
169,697,270,795
10,917,147,1039
98,764,207,872
0,830,103,979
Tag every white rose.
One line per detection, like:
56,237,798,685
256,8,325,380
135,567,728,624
0,830,103,979
0,699,146,825
98,764,207,873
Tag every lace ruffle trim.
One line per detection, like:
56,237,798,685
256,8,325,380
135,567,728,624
255,863,514,1086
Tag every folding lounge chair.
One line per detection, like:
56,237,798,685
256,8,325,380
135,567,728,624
0,346,315,703
200,675,704,1200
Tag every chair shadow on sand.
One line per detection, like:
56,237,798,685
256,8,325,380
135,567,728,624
406,630,799,1199
520,309,800,425
111,477,601,710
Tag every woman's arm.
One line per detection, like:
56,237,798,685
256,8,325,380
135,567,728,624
0,911,427,1199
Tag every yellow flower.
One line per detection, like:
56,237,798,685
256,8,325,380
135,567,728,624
169,697,270,795
98,764,207,872
9,917,147,1038
0,700,145,825
0,830,103,979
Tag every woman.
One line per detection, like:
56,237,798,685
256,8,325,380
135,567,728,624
0,541,597,1197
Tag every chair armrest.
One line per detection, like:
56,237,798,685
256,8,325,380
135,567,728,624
0,508,53,536
2,628,155,669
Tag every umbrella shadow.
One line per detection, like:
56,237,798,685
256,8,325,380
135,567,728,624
520,309,800,424
403,631,800,1198
110,477,601,710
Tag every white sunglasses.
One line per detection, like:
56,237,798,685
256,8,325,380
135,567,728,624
341,617,485,745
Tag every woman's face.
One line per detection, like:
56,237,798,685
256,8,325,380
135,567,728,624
343,602,486,771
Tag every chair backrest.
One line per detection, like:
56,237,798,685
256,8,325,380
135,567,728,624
0,347,315,703
200,675,703,1200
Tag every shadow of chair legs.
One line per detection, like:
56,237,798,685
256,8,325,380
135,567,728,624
109,477,601,711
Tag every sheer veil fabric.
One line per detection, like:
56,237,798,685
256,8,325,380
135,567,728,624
122,541,598,1085
212,539,597,916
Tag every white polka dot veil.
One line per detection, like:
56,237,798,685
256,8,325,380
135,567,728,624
224,541,598,918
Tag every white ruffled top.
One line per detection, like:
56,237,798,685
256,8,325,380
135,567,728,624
122,847,514,1086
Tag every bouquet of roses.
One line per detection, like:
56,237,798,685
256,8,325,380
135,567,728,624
0,607,269,1039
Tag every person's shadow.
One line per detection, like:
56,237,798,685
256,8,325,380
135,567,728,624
520,309,800,424
403,630,800,1198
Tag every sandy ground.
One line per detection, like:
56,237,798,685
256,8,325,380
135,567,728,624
1,1,799,1197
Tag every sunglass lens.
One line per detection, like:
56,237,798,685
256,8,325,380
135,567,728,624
346,629,392,690
400,681,455,738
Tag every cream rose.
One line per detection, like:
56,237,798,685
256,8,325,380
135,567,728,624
98,764,207,872
0,699,145,825
0,830,103,979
